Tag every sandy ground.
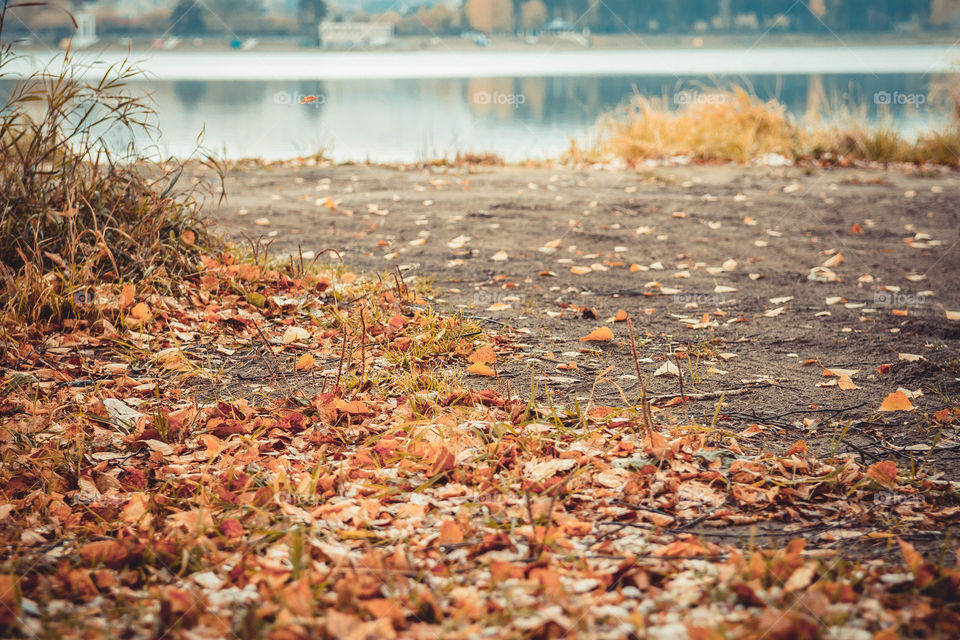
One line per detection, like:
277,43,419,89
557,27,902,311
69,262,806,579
208,161,960,478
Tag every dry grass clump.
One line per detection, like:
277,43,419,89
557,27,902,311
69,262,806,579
599,88,801,164
0,7,223,322
592,85,960,168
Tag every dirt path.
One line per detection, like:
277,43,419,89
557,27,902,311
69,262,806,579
210,162,960,478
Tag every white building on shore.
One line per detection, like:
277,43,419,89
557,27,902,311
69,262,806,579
319,21,394,48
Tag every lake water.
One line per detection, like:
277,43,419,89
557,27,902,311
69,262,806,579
6,47,959,162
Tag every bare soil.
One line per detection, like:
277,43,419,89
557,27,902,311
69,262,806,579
209,162,960,480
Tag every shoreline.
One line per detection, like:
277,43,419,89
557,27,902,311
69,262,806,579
7,43,959,80
12,31,960,53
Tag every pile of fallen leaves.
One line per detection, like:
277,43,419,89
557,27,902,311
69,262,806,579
1,250,959,639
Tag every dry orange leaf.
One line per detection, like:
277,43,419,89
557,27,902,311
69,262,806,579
866,460,898,488
120,283,135,310
323,197,336,209
126,302,151,326
580,327,614,342
613,309,628,322
79,540,127,567
335,399,372,415
296,353,316,371
879,391,914,412
822,253,843,268
837,375,859,390
469,346,497,364
181,229,196,245
438,519,465,545
571,266,592,275
898,537,924,573
467,362,496,377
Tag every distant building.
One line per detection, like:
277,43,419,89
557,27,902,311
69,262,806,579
319,21,394,48
931,0,960,26
72,11,98,48
94,0,167,19
538,18,578,35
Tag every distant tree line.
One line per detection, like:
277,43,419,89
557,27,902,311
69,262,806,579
0,0,945,39
462,0,935,34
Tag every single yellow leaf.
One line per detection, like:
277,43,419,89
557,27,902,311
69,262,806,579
467,362,496,377
879,391,914,412
296,353,316,371
580,327,615,342
323,197,336,210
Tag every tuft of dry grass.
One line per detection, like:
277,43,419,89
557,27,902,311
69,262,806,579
587,84,960,168
0,6,224,323
599,88,801,164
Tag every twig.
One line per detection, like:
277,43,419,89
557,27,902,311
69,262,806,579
252,320,288,387
626,318,653,437
335,318,349,391
359,308,367,389
675,352,689,423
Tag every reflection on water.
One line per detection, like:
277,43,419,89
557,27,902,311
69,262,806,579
4,73,956,162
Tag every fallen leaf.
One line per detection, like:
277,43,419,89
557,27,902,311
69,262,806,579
125,302,151,327
879,391,914,412
580,327,614,342
571,266,592,275
438,519,464,545
866,461,898,488
490,250,509,262
837,375,859,390
654,361,680,378
296,353,315,370
822,253,843,268
120,284,135,309
467,362,495,377
335,399,372,415
469,346,497,364
282,326,310,344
